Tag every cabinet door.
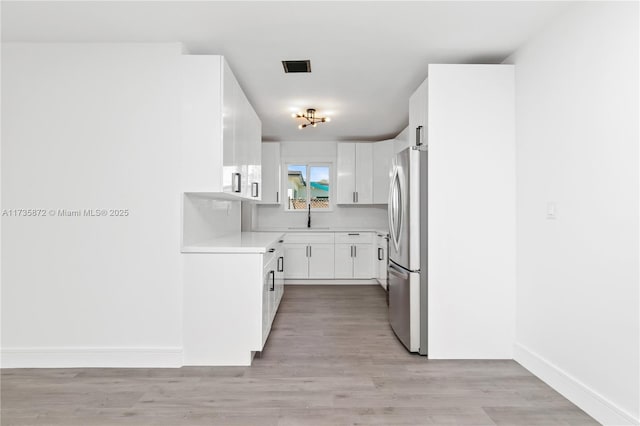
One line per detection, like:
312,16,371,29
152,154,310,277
245,101,262,200
353,244,374,279
222,60,240,195
283,244,308,279
409,77,428,148
334,243,353,279
308,243,335,279
275,250,285,310
354,144,373,204
262,263,275,348
336,143,356,204
260,142,281,204
372,140,394,204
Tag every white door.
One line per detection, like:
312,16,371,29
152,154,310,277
354,144,373,204
283,244,308,279
353,244,374,278
308,243,335,279
336,143,356,204
334,243,353,278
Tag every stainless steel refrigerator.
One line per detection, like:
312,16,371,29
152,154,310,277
387,146,427,355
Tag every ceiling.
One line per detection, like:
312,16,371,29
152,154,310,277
2,1,575,142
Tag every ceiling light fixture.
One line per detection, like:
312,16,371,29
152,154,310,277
292,108,331,129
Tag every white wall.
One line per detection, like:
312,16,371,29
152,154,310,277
254,141,388,230
506,3,639,424
1,43,184,367
426,64,516,360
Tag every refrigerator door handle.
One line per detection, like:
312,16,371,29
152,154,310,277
388,262,410,280
389,166,402,252
388,166,396,250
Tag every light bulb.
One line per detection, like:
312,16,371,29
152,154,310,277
298,124,304,129
325,117,331,122
291,113,297,118
312,123,317,127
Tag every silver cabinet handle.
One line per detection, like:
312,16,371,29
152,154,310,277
353,245,357,257
356,192,359,203
251,182,259,197
416,125,424,146
348,233,360,236
308,245,312,257
269,270,275,291
276,191,279,203
378,247,383,261
350,245,354,258
277,256,284,272
232,173,241,193
268,248,275,253
352,192,356,203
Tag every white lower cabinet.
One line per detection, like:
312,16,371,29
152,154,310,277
376,234,388,289
283,232,377,280
283,233,335,279
262,255,276,347
334,244,354,278
183,236,284,366
261,244,285,347
335,243,374,278
308,244,335,278
353,244,374,278
283,244,309,278
336,232,376,279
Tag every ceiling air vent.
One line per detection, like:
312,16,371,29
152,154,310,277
282,60,311,73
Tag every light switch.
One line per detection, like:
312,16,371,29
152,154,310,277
546,202,557,220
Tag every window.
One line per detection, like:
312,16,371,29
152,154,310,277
285,163,332,211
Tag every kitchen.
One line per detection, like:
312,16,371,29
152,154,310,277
1,2,638,425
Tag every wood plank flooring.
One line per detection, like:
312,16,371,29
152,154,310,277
1,285,599,425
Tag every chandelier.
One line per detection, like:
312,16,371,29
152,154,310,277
292,108,331,129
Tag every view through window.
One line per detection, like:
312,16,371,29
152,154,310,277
286,164,331,210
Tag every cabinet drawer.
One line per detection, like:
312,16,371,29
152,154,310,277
334,232,374,244
263,238,284,265
284,233,334,244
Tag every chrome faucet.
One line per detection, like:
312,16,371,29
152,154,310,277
307,204,311,228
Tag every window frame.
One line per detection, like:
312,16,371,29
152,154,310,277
283,161,334,212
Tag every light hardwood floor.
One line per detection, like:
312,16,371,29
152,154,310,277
1,285,598,425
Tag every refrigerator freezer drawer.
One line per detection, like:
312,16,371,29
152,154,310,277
388,262,421,352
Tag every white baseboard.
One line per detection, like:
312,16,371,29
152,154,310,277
514,342,638,426
1,347,183,368
285,279,378,285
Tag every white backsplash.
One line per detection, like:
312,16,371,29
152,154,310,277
251,203,388,230
182,194,241,245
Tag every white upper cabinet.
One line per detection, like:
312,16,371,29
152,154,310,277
181,55,261,200
372,139,394,204
409,77,428,148
337,143,373,204
259,142,281,204
338,141,394,205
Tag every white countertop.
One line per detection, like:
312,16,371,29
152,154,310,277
182,232,284,254
256,227,389,235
